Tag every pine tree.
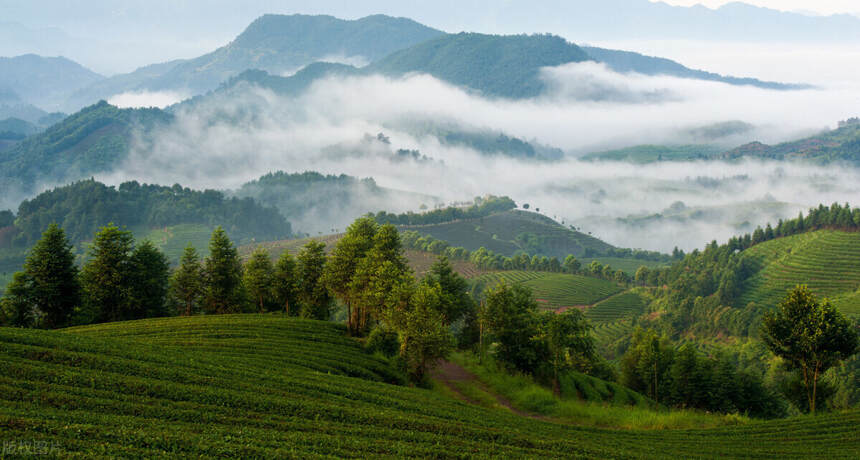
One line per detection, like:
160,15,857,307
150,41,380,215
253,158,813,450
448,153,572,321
244,248,275,313
422,256,473,326
203,227,244,314
127,240,170,319
273,250,299,315
0,272,35,327
81,224,134,323
297,240,331,320
170,245,203,316
22,224,80,328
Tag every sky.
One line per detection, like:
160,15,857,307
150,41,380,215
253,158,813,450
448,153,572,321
654,1,860,16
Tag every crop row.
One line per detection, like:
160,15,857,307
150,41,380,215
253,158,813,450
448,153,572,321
585,292,646,323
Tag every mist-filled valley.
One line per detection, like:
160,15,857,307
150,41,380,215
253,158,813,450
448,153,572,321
2,2,860,457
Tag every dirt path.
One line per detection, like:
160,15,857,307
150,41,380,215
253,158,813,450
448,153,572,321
432,360,543,419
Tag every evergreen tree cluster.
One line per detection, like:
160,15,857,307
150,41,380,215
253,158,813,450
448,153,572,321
620,328,786,418
372,195,516,226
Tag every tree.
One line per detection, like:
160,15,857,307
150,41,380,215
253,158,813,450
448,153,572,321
323,217,377,333
542,310,595,392
127,240,170,319
563,254,580,273
273,251,299,316
620,328,674,404
203,227,245,314
80,224,134,323
243,248,275,313
0,272,35,327
422,256,473,325
761,285,859,413
398,282,453,383
297,240,331,320
485,282,543,374
170,245,203,316
20,224,80,328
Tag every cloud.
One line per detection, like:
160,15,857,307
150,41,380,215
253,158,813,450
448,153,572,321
108,91,189,108
94,62,860,251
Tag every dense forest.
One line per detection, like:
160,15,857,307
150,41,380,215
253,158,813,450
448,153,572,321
373,195,517,226
8,179,291,247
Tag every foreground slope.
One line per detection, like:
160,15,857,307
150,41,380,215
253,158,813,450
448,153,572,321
1,315,858,458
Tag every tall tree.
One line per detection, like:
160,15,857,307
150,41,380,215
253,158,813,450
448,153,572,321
422,256,473,326
21,224,80,328
398,282,453,383
323,217,377,334
297,240,331,320
620,328,674,404
348,224,409,334
203,227,244,314
80,224,134,323
170,245,203,316
761,285,859,413
485,282,542,374
244,248,275,313
542,310,596,392
273,250,299,316
127,240,170,319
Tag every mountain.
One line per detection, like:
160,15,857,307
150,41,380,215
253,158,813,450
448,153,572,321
721,119,860,163
582,46,810,90
0,54,103,112
66,14,444,110
0,101,172,206
63,59,187,112
368,32,590,99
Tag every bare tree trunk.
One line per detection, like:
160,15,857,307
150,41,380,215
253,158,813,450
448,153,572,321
811,362,820,414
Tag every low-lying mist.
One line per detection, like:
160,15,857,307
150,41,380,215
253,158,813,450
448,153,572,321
93,62,860,252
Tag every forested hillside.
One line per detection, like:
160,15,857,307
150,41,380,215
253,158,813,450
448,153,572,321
720,119,860,164
8,179,290,247
0,101,171,203
368,32,590,98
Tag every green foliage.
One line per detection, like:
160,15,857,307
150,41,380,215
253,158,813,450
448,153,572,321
169,245,203,316
127,240,170,319
202,227,245,314
398,283,454,383
421,256,474,325
296,240,331,320
18,224,80,328
541,309,597,387
80,224,135,323
369,32,590,99
1,315,859,456
273,250,299,315
582,144,723,163
373,195,516,226
0,272,35,327
761,286,859,413
621,328,675,405
243,248,276,313
366,325,400,357
484,282,543,374
12,179,290,247
471,271,622,311
324,217,377,332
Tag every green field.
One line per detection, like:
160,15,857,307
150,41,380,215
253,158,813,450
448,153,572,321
586,291,648,323
405,210,615,259
739,230,860,316
135,223,214,264
471,271,623,310
1,315,858,458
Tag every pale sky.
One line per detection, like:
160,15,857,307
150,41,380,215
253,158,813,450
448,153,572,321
654,0,860,16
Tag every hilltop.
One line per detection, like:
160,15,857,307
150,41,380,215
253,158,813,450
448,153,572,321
721,119,860,164
0,54,103,112
66,14,444,109
1,314,857,457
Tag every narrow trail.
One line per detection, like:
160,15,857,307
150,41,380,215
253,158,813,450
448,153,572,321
554,288,630,314
432,360,545,420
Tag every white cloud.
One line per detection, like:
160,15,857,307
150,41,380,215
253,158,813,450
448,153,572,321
108,91,189,109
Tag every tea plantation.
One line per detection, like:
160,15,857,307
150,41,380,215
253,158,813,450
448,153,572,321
470,271,623,310
2,315,857,458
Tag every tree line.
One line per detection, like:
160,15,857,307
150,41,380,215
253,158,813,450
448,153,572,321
8,179,291,248
373,195,516,226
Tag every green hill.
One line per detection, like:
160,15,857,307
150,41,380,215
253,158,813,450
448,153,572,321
739,230,860,316
0,101,171,202
1,314,858,457
720,119,860,164
404,209,615,259
470,271,623,311
368,32,590,99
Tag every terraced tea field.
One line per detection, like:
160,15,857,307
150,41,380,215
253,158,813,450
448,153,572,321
739,230,860,315
136,223,214,264
1,315,858,458
470,271,623,310
586,291,647,323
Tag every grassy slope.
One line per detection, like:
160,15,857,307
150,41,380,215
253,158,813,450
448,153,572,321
739,230,860,316
470,271,623,310
405,210,615,259
1,315,858,458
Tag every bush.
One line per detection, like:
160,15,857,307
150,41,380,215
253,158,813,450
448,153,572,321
366,326,400,358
